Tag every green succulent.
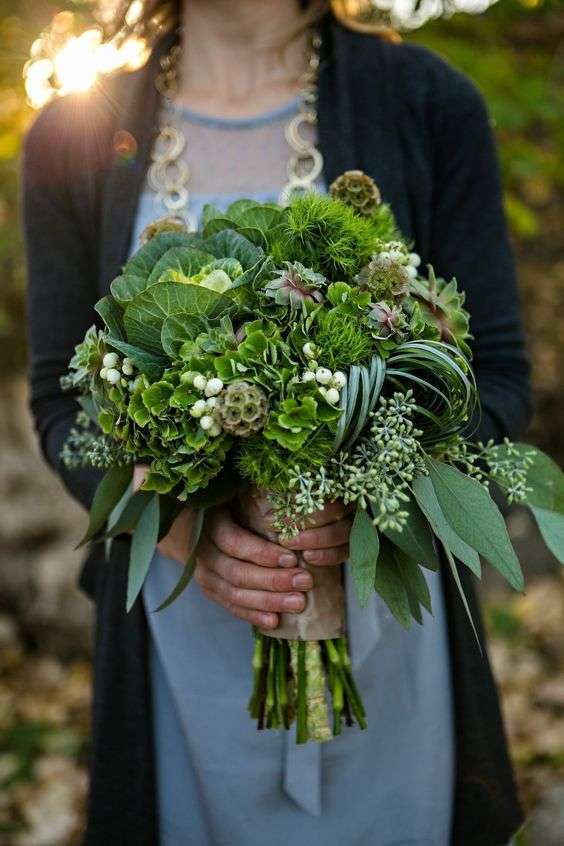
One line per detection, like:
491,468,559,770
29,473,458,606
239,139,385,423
264,261,326,307
409,268,472,357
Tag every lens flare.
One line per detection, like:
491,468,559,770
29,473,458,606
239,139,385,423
24,12,150,109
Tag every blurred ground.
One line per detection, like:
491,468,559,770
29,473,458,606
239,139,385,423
0,380,563,845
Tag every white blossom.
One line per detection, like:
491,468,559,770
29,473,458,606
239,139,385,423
102,352,118,369
205,378,223,397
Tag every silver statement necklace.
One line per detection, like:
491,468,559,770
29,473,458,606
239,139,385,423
147,30,323,230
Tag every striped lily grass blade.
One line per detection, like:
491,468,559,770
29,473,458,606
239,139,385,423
334,356,386,451
387,340,477,446
368,356,386,416
343,365,370,451
334,380,349,448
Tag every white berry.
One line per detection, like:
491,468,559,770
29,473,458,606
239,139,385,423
193,374,207,391
205,378,223,397
406,265,418,279
106,368,121,385
180,371,196,385
200,415,214,431
190,400,207,418
408,252,421,267
331,371,347,389
318,386,328,397
315,367,332,385
122,358,134,376
303,342,317,359
100,368,108,380
325,388,340,404
302,370,316,383
206,396,218,409
209,422,222,437
103,352,118,369
389,249,404,262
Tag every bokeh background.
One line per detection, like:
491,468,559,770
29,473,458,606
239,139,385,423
0,1,563,843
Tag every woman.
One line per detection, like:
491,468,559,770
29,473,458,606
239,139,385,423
23,1,530,844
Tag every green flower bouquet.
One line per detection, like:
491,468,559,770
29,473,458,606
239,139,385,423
62,172,564,743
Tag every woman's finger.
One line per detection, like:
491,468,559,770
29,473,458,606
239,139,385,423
198,538,313,592
200,586,279,630
196,565,306,614
302,499,350,528
281,516,353,551
302,544,349,567
206,509,297,568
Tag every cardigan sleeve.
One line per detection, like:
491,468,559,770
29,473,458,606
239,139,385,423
23,100,103,511
428,71,531,443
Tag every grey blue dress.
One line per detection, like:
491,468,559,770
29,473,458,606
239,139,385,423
131,98,455,846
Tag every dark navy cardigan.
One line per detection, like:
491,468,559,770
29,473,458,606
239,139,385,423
23,17,530,845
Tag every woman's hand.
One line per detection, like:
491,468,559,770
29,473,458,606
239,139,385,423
195,507,311,630
196,495,352,630
237,491,352,567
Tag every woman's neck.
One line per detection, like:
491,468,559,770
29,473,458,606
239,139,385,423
177,0,310,118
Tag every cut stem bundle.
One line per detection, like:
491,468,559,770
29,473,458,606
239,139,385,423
248,631,366,743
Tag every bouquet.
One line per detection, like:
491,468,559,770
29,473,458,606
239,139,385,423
62,170,564,743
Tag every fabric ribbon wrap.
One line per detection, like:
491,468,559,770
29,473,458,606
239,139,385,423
247,491,366,744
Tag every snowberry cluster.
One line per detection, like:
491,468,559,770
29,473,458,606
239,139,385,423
301,343,346,405
99,352,135,387
186,374,224,437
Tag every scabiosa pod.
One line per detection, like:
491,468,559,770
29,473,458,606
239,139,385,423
139,214,188,245
217,381,269,438
329,169,382,217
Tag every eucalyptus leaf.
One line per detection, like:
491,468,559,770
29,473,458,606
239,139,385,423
103,490,154,540
413,474,482,578
127,494,160,612
443,544,481,651
531,506,564,564
374,538,412,629
77,464,133,548
509,444,564,511
384,497,439,571
154,509,205,611
104,481,132,561
350,508,380,607
394,551,433,616
425,459,523,591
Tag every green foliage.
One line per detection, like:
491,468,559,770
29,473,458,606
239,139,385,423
349,508,380,608
264,396,322,452
270,194,376,280
237,429,334,492
313,308,374,370
425,457,524,590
